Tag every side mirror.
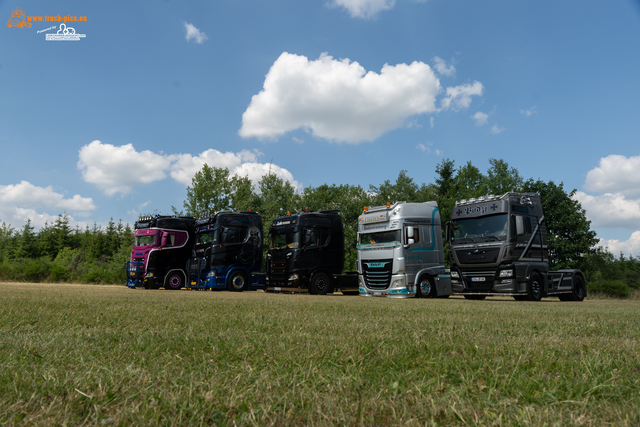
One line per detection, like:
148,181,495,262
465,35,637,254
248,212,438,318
160,232,168,247
445,222,451,241
303,229,312,245
515,216,525,236
405,227,415,247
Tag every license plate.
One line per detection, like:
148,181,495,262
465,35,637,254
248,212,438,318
274,287,281,291
471,277,486,282
373,292,382,296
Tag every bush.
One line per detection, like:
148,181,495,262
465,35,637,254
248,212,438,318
50,264,69,282
23,258,52,282
588,280,630,298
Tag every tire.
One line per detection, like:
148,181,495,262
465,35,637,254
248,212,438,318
464,295,486,300
526,272,542,301
227,270,248,292
416,276,436,298
567,276,585,302
310,272,331,295
164,271,185,290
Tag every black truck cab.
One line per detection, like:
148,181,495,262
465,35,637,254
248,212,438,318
266,210,347,294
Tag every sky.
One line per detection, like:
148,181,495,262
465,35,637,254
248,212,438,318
1,0,640,257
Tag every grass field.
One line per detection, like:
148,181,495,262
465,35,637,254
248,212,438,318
1,283,639,426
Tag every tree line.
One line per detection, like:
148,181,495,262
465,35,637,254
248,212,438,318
0,215,133,284
1,158,638,296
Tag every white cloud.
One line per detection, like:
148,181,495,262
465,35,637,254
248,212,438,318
170,148,302,191
0,181,95,230
574,191,640,231
327,0,396,19
77,141,301,196
432,56,455,76
78,140,172,196
472,111,489,126
490,124,505,134
574,154,640,257
415,142,442,155
584,154,640,198
0,181,95,212
239,52,454,143
183,22,207,44
597,232,640,257
440,81,483,111
520,106,537,117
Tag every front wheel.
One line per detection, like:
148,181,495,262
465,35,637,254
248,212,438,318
416,276,436,298
227,270,248,292
310,272,331,295
527,272,542,301
164,271,185,290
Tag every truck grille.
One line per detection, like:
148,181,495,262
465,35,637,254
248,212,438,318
125,261,145,278
187,258,206,276
461,269,495,291
361,259,392,290
455,247,500,265
269,262,287,282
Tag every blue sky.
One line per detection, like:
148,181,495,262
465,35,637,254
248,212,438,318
2,0,640,256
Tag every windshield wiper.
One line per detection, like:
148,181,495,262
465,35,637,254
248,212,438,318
455,237,476,243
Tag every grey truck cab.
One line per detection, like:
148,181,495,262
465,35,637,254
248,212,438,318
357,201,452,298
448,192,586,301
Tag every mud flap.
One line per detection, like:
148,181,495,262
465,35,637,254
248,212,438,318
436,274,453,296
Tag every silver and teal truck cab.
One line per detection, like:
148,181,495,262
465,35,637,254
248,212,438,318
448,192,586,301
357,201,452,298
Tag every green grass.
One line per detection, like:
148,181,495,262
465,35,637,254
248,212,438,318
1,283,639,426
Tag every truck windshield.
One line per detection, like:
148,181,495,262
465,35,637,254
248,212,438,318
196,229,218,246
450,213,509,242
358,230,401,245
134,233,158,247
270,231,299,250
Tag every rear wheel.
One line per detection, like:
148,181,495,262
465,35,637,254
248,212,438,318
227,270,248,292
164,271,185,290
567,276,585,302
526,272,542,301
310,272,331,295
416,276,436,298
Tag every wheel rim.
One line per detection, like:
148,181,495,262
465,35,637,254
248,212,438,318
421,280,431,295
168,275,181,288
316,277,327,292
531,277,541,299
576,285,583,299
232,275,245,289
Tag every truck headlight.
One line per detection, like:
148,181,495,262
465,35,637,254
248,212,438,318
288,273,299,281
391,278,404,288
499,269,514,278
450,271,460,279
